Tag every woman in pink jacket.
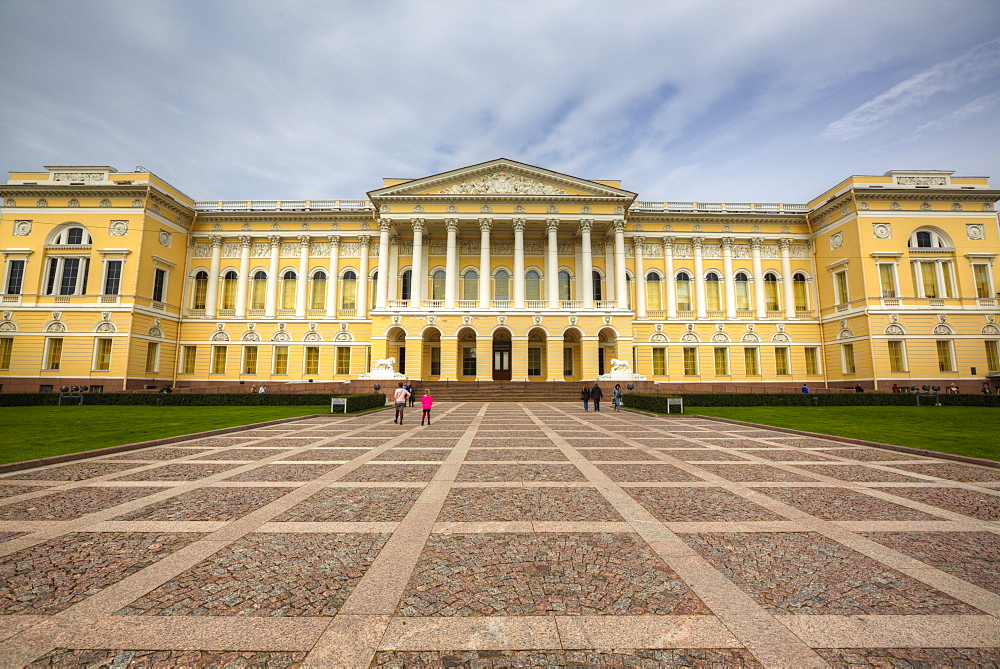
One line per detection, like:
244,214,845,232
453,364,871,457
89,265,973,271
421,391,434,425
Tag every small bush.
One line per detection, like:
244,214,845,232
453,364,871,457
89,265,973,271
0,392,387,412
621,392,1000,411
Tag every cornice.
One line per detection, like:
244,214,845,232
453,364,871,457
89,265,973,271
193,212,376,225
855,189,1000,202
629,213,809,226
0,185,148,198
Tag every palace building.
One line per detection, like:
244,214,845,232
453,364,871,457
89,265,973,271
0,158,998,393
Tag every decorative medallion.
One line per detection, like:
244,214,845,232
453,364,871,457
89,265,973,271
212,331,229,341
13,220,31,236
131,199,144,207
36,199,48,207
890,202,901,210
304,331,322,342
650,333,668,343
967,224,984,240
952,203,963,211
68,199,79,207
872,223,891,239
148,327,164,338
3,198,15,207
271,331,291,342
100,199,111,207
885,324,905,335
830,232,844,250
158,230,171,247
920,202,931,211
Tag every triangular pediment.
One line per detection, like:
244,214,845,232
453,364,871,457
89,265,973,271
368,158,635,200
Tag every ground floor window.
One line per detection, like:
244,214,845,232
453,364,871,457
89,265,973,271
936,340,954,372
714,347,729,376
888,340,906,372
95,338,112,371
0,338,11,370
462,347,476,376
842,343,856,374
305,346,320,375
683,347,698,376
563,347,574,376
774,347,789,376
528,347,542,376
273,346,289,375
212,346,227,374
652,347,666,376
429,347,441,376
181,345,196,374
804,347,820,375
987,340,1000,372
336,346,351,375
744,347,759,376
145,342,160,374
243,346,259,375
45,338,63,370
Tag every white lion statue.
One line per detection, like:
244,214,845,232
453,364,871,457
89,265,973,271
374,357,396,371
610,358,631,373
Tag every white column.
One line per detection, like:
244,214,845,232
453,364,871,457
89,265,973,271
692,236,706,319
604,236,615,306
546,218,559,307
265,236,280,318
376,218,392,309
580,220,593,308
325,235,340,318
664,237,677,319
410,219,425,305
235,235,252,318
751,237,767,319
633,236,646,319
295,236,310,319
387,235,399,301
444,218,459,308
479,218,491,308
613,220,627,307
513,218,526,308
780,238,796,319
205,236,223,318
721,237,736,320
357,235,370,319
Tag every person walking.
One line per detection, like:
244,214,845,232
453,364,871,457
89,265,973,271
612,383,623,412
421,390,434,425
393,382,411,424
408,383,416,407
581,384,591,411
591,383,604,412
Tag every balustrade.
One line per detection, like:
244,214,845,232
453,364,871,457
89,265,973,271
456,300,478,309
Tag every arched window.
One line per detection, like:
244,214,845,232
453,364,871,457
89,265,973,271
222,271,238,310
341,270,357,309
675,272,691,311
251,271,267,309
592,270,602,301
558,270,571,301
735,272,750,310
400,269,412,301
311,271,327,310
645,271,662,310
908,227,951,249
463,269,478,301
52,226,91,245
67,228,85,244
526,270,540,301
193,271,208,309
705,272,721,311
764,272,780,311
494,270,510,301
280,270,297,310
432,270,446,300
370,271,378,309
793,273,809,311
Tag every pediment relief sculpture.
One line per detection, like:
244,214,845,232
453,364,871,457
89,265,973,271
433,171,569,196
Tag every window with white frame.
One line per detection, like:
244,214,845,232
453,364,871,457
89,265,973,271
45,338,64,370
714,347,729,375
774,347,790,375
152,268,167,303
804,347,820,375
793,273,809,310
592,270,602,301
281,270,297,309
221,270,238,309
432,270,446,300
675,272,691,310
94,338,112,371
744,347,759,375
400,269,412,301
45,256,90,295
525,270,541,301
211,346,227,374
340,271,356,309
273,346,289,375
764,273,780,311
4,259,25,294
304,346,320,375
908,228,951,249
986,340,1000,372
251,271,267,309
833,270,849,305
887,340,906,372
734,272,751,310
310,270,326,310
705,272,721,310
682,347,698,375
652,347,666,375
842,343,856,374
936,340,954,372
0,337,12,370
463,269,478,301
494,270,510,301
558,270,571,301
910,260,954,298
973,263,994,299
181,346,197,374
243,346,258,375
878,263,898,298
370,271,378,309
192,271,208,308
145,342,159,373
51,226,91,246
645,271,661,310
103,260,123,295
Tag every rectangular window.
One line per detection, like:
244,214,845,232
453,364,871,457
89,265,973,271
764,279,779,311
940,261,953,298
336,346,351,375
46,338,63,370
804,347,820,375
212,346,227,374
103,260,122,295
304,346,319,375
145,342,159,373
919,262,938,298
834,270,849,305
986,341,1000,372
181,346,197,374
652,348,666,376
973,264,992,299
89,385,103,393
527,347,542,376
878,264,897,298
152,268,166,302
682,347,698,376
936,340,954,372
243,345,258,375
794,278,809,311
5,260,25,294
563,347,574,376
888,340,906,372
95,338,112,371
273,346,289,375
774,347,789,375
429,347,441,376
713,347,729,376
310,275,326,310
59,258,81,295
842,343,856,374
0,338,11,369
744,347,759,376
462,347,477,376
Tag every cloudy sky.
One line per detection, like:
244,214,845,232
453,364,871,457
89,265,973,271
2,0,998,204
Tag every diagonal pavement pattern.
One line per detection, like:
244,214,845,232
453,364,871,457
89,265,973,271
0,402,997,667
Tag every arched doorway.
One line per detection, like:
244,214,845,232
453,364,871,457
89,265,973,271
423,327,441,379
386,326,406,375
456,327,477,379
598,327,618,377
563,328,582,381
492,329,512,381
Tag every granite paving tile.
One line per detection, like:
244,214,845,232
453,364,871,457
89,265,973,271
0,485,49,499
793,464,926,483
735,449,835,462
324,438,394,448
564,439,631,449
111,463,242,482
0,532,198,615
113,487,289,521
5,462,141,481
884,487,1000,520
0,486,170,521
756,487,940,521
26,649,308,667
890,463,1000,483
626,487,784,522
374,449,451,462
682,532,981,615
476,431,547,439
372,649,760,667
815,647,1000,667
104,447,214,461
695,464,818,483
470,438,555,448
225,464,339,482
862,531,1000,594
438,487,624,522
595,464,703,482
723,430,787,438
233,430,297,438
251,438,323,448
812,447,929,462
0,531,28,543
762,437,846,448
669,450,749,462
279,448,368,461
116,533,389,617
577,449,659,462
275,487,421,522
632,438,704,448
184,437,254,448
698,439,772,448
465,449,568,461
398,533,708,616
192,448,295,461
340,464,442,482
456,464,587,482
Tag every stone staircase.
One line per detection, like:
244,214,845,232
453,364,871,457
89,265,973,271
406,381,585,403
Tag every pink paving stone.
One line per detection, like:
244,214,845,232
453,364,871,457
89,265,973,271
756,487,941,521
816,648,1000,666
225,463,340,482
192,448,296,461
279,448,368,461
470,438,556,448
577,448,659,461
438,487,624,522
398,533,709,616
0,486,170,521
0,531,28,543
694,464,816,483
274,486,421,522
26,650,309,668
110,463,242,482
465,448,568,461
884,487,1000,520
669,449,750,462
103,447,214,461
890,462,1000,483
812,447,929,462
734,449,836,462
594,464,704,482
113,487,290,521
372,649,761,667
626,487,784,522
4,462,141,481
455,464,587,482
0,485,49,499
374,449,451,462
792,464,927,483
862,531,1000,594
340,464,442,482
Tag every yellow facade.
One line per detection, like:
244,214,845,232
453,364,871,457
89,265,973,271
1,160,998,392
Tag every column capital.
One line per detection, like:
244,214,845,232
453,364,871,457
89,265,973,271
779,237,792,249
512,218,526,232
378,218,393,232
578,219,593,233
389,234,400,245
612,219,626,233
327,234,341,246
444,218,460,232
268,235,281,246
297,235,311,246
632,236,645,248
358,234,371,245
691,236,705,248
209,235,224,247
663,236,675,247
573,235,583,244
750,237,764,249
479,218,493,231
238,235,253,247
720,237,734,248
545,218,559,233
410,218,425,232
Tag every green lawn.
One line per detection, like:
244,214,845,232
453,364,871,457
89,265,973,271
687,406,1000,461
0,405,334,465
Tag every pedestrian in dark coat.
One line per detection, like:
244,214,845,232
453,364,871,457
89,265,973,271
581,385,592,411
591,383,604,412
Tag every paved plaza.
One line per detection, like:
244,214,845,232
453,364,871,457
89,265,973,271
0,403,998,667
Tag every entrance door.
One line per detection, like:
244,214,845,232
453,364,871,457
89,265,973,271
598,348,606,376
492,341,512,381
397,348,406,375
